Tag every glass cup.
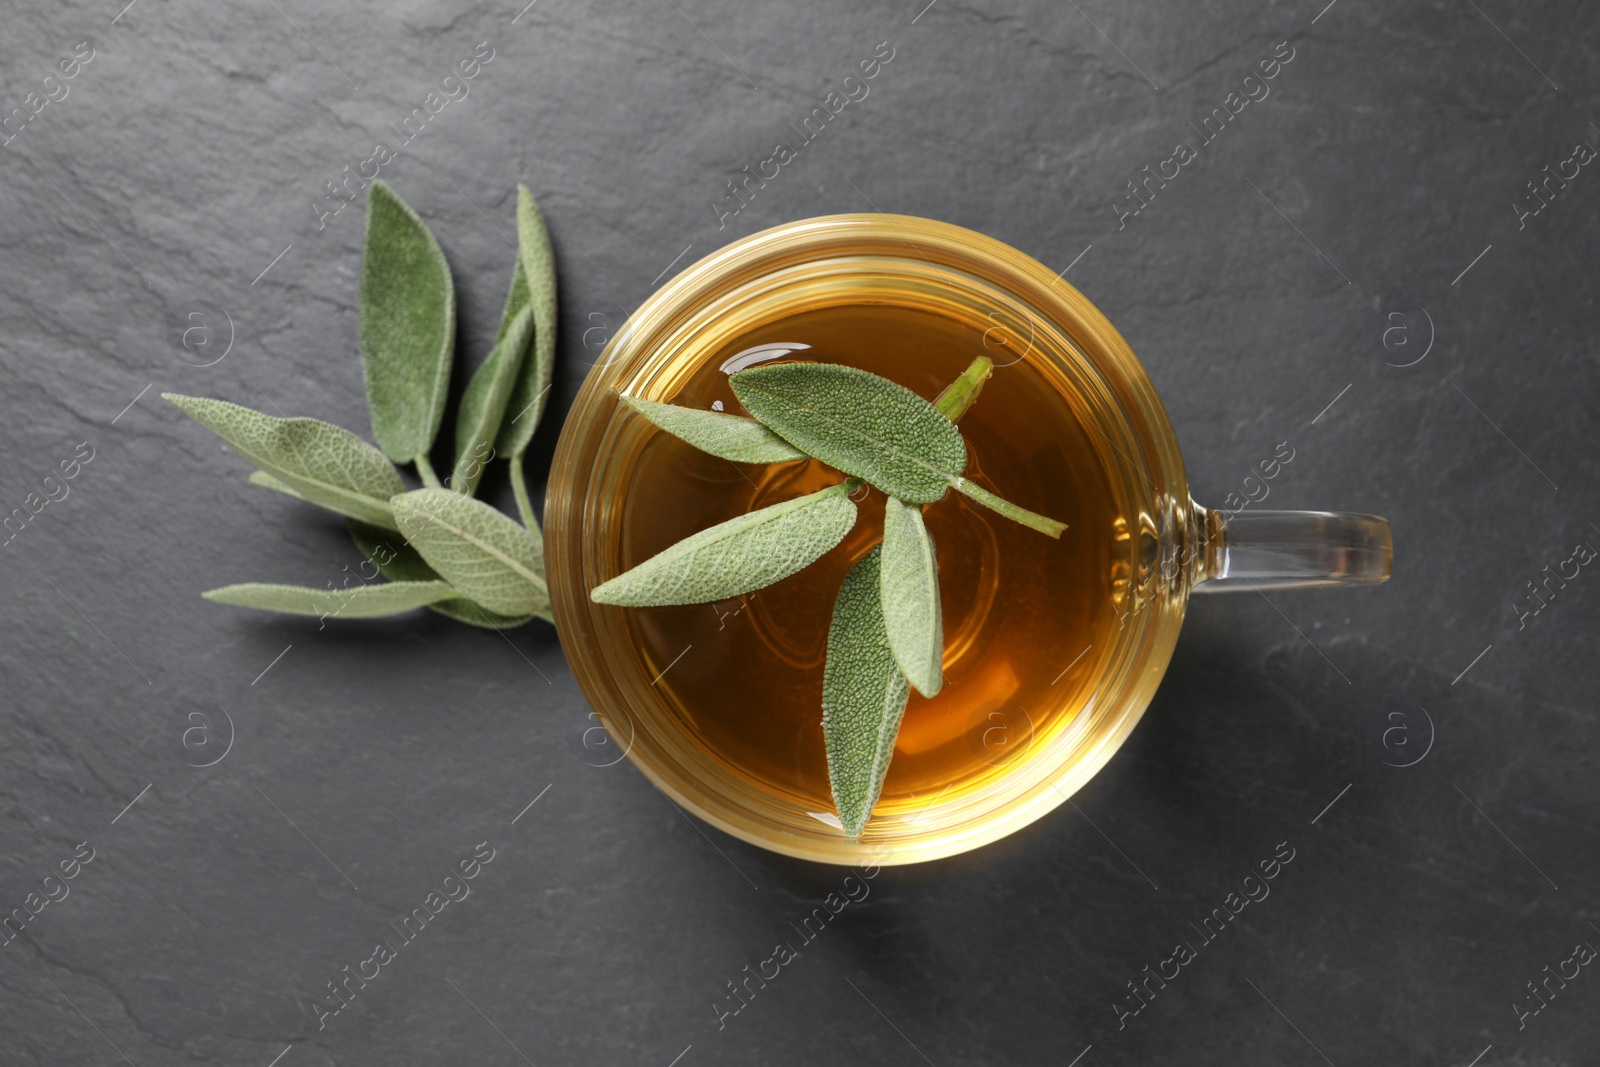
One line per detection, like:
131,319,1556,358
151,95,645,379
546,215,1391,866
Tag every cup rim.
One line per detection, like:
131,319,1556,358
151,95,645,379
547,213,1192,865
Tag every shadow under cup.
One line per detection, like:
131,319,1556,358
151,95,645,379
546,215,1197,866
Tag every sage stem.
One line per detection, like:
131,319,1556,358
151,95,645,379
933,356,993,422
510,448,539,531
414,453,444,489
950,477,1066,538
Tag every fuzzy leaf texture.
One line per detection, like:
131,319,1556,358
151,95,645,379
347,520,440,583
452,306,534,493
391,489,549,617
730,362,967,504
590,481,858,607
822,547,911,837
880,497,944,697
348,520,538,628
360,181,456,464
495,185,559,457
486,188,536,371
165,394,405,528
203,581,457,618
621,395,806,464
247,470,303,500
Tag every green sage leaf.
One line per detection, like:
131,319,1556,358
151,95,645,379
165,394,405,528
347,519,438,583
360,180,456,464
486,189,537,369
591,480,858,607
248,470,303,500
730,362,966,505
822,546,911,837
732,361,1065,535
495,184,558,457
452,306,534,494
426,598,542,629
621,395,806,464
348,520,540,628
880,497,943,697
391,488,549,616
203,580,456,619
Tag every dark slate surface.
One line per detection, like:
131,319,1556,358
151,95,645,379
2,0,1597,1064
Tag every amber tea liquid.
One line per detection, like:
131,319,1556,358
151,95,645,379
616,296,1122,818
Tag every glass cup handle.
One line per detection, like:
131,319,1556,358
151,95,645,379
1192,506,1392,592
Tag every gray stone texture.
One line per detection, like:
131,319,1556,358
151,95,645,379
0,0,1596,1064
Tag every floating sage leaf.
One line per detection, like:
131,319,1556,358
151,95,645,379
452,306,534,494
591,480,858,607
348,519,540,628
203,580,457,618
360,180,455,465
734,361,1065,537
391,489,549,617
822,547,911,837
621,395,806,464
495,184,559,457
165,394,405,529
880,497,943,697
731,362,966,505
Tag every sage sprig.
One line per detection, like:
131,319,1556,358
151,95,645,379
820,547,910,837
880,496,943,698
620,396,806,464
164,395,406,529
733,362,1066,537
348,520,537,629
168,181,559,628
452,305,534,494
360,181,456,473
731,362,967,504
591,354,1068,835
391,489,549,617
203,580,458,619
590,480,859,607
494,185,560,531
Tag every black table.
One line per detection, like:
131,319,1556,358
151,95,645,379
3,1,1596,1063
